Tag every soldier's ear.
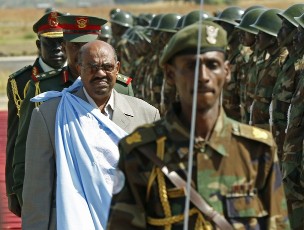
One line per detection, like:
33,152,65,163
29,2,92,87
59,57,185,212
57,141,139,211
36,39,41,51
164,64,176,86
224,60,231,84
115,61,120,73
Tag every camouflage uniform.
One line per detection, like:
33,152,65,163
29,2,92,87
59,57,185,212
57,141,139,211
116,37,133,77
108,103,290,229
281,60,304,230
271,55,297,161
238,46,252,123
250,48,288,131
245,49,266,125
12,67,133,206
223,44,248,122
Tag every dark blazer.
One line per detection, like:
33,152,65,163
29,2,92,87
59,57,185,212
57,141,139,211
22,88,160,230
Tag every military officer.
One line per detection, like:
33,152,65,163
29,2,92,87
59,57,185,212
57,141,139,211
5,10,66,217
107,21,289,229
12,14,132,209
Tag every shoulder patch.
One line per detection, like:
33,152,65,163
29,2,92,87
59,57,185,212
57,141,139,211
119,122,165,154
116,73,132,85
232,122,274,147
35,68,63,81
9,65,32,79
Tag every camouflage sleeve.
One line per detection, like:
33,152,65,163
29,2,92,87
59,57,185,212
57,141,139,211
107,145,147,230
260,144,290,229
12,81,36,206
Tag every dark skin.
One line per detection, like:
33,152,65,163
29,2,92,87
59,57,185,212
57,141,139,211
36,36,66,69
277,19,297,56
256,31,278,55
164,51,231,138
238,30,256,47
293,26,304,57
62,41,87,80
77,40,120,111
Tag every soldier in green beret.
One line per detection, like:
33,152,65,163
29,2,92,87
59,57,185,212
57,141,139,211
5,10,66,217
107,21,290,229
12,14,133,210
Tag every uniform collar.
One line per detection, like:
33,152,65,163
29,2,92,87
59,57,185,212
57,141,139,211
165,103,232,157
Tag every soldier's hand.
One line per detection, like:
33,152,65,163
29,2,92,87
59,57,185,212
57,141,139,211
8,194,21,217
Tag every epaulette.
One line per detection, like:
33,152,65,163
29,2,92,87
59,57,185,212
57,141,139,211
119,122,166,154
34,68,63,82
295,57,304,72
9,65,32,79
116,73,132,86
231,121,274,147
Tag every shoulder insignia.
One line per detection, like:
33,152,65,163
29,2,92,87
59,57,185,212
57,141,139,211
35,68,63,81
232,122,273,147
119,122,163,154
116,73,132,85
9,65,32,79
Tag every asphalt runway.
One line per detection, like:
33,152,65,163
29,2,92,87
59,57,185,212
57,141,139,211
0,56,36,74
0,111,22,229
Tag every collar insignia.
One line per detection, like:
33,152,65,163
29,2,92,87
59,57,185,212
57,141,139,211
126,131,142,145
252,127,268,140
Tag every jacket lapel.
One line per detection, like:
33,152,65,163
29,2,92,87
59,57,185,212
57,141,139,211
112,90,133,132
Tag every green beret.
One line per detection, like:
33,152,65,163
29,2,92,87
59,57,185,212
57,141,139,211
159,21,227,67
57,15,107,42
33,11,64,38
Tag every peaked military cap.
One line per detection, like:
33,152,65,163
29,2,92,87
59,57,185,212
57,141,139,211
57,15,107,42
160,21,227,67
33,11,64,38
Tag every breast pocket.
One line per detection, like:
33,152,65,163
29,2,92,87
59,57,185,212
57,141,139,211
225,194,268,219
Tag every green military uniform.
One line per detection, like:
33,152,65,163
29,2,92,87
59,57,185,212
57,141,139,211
108,104,289,229
144,13,181,115
214,7,245,122
6,60,42,216
272,4,304,162
6,10,66,217
249,8,288,131
282,64,304,230
250,47,288,131
222,43,243,121
272,55,297,160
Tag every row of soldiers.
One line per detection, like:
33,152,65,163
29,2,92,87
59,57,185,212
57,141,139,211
4,4,304,229
100,5,304,229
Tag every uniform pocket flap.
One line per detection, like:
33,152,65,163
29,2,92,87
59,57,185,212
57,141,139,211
225,195,268,218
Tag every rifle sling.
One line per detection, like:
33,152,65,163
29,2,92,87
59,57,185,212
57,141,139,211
138,146,234,230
